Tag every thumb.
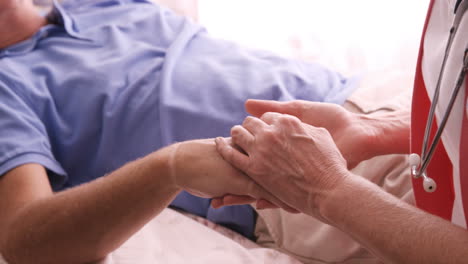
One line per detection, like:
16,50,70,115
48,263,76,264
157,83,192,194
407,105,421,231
245,99,302,118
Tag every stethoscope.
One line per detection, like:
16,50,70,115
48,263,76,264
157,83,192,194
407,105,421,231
409,0,468,193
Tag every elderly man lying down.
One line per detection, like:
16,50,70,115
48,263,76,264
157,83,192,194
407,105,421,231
0,0,358,263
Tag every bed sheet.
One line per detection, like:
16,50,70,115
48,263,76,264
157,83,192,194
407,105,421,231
99,208,301,264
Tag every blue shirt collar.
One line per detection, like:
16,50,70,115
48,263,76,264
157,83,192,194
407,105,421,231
47,0,86,39
0,0,87,58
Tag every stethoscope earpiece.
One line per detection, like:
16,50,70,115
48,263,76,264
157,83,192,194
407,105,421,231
409,153,421,178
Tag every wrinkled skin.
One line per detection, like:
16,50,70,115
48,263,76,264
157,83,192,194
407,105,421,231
215,113,350,217
172,139,298,213
244,99,378,169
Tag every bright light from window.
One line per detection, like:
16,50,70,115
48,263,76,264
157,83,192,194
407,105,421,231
199,0,429,76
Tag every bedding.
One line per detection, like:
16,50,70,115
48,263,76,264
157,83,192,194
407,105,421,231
98,208,301,264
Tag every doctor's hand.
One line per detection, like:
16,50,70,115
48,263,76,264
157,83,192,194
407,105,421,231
215,113,352,218
168,139,297,213
245,99,379,169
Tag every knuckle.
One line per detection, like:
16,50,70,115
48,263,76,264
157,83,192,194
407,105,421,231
231,125,241,137
243,116,255,127
260,112,270,120
278,114,301,128
262,128,277,140
260,111,276,121
317,126,329,134
260,129,283,146
315,127,332,138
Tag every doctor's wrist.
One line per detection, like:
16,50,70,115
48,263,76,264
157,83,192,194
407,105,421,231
317,172,366,227
312,168,354,222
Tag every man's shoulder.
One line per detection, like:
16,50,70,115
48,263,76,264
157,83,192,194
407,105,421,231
0,68,37,115
0,64,28,94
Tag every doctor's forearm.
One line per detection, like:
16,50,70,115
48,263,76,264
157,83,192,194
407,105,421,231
3,147,180,264
320,174,468,264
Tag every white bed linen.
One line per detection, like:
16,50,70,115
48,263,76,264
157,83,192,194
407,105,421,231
99,208,301,264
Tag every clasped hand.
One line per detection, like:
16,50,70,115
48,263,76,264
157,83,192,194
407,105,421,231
214,99,371,216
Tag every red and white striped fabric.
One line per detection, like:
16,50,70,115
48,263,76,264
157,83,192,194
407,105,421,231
411,0,468,228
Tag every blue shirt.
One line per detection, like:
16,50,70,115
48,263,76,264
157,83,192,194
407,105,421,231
0,0,357,239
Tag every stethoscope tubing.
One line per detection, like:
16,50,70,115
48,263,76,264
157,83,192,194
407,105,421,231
411,0,468,193
414,0,468,178
418,49,468,177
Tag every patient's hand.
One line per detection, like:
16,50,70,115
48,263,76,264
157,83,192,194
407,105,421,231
245,99,379,168
170,139,296,212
